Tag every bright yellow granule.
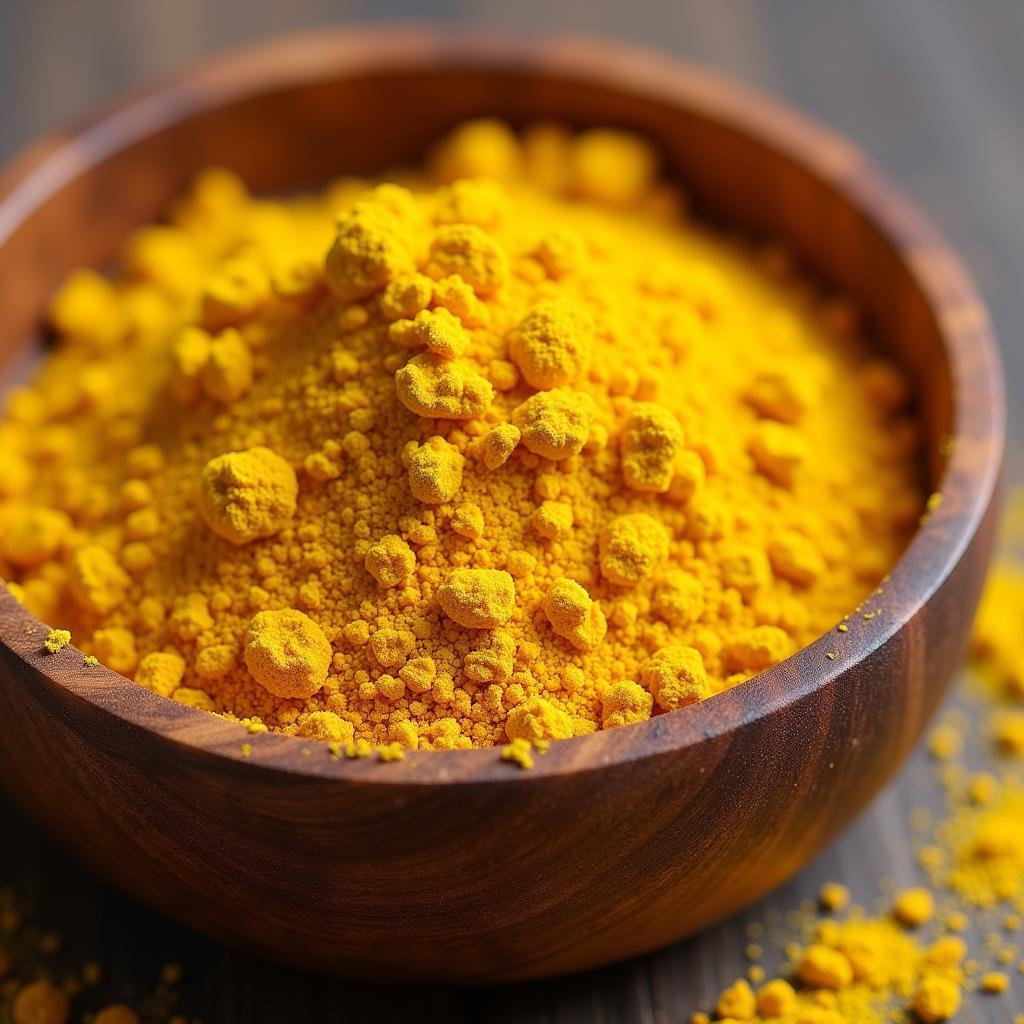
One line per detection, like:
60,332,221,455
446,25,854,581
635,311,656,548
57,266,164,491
405,436,465,504
818,882,851,913
198,446,298,545
512,387,593,460
437,568,516,629
599,513,669,586
893,887,935,927
508,298,592,389
0,120,920,749
135,651,185,698
244,608,332,699
505,695,573,742
501,736,535,769
69,544,130,615
716,978,756,1019
755,979,797,1016
600,680,653,729
797,944,854,989
43,628,71,654
912,975,961,1022
364,534,416,589
620,402,685,494
543,577,607,651
641,646,710,710
389,307,470,360
1,506,71,567
980,969,1009,992
395,352,494,419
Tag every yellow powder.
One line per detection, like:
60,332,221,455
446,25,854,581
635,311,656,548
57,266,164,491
924,779,1024,910
42,628,71,654
893,887,935,927
819,883,851,914
980,969,1009,993
709,910,957,1024
912,975,961,1022
0,120,920,750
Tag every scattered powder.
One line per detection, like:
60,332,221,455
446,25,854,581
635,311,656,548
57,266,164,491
694,494,1024,1021
0,883,186,1023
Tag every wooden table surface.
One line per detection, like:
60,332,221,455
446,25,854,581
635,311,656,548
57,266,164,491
1,1,1022,1020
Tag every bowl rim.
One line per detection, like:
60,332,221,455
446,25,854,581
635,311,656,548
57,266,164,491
0,25,1005,786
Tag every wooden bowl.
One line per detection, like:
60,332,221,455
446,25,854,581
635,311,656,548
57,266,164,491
0,28,1004,982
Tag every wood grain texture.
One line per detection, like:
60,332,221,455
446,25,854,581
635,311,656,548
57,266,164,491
0,4,1015,1015
0,28,1003,983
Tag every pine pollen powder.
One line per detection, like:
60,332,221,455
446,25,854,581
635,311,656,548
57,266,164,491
0,119,922,751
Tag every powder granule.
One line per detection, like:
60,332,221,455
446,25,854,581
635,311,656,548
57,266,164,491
598,513,669,586
198,446,298,545
543,577,607,651
244,609,332,699
641,646,711,710
600,680,654,729
135,651,185,698
0,119,920,749
42,628,71,654
716,978,756,1018
620,402,685,494
797,944,854,989
912,975,961,1022
437,568,516,629
505,695,573,742
508,298,592,389
893,887,934,927
512,387,593,459
394,352,494,419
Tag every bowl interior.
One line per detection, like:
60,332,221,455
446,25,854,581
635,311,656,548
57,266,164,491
0,33,1001,782
0,44,952,486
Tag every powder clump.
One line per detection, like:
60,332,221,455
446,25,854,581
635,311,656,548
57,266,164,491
0,119,920,751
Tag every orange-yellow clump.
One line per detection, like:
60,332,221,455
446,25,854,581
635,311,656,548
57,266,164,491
505,695,573,742
364,534,416,589
641,646,711,710
199,446,298,545
0,119,920,751
244,608,332,698
600,681,653,729
912,975,961,1022
599,513,669,586
437,568,516,629
796,944,854,989
512,387,593,460
508,299,592,389
543,577,607,651
395,353,494,419
893,886,934,927
620,402,685,493
405,436,464,504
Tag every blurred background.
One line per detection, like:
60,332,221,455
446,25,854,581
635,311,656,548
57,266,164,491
1,2,1021,1021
